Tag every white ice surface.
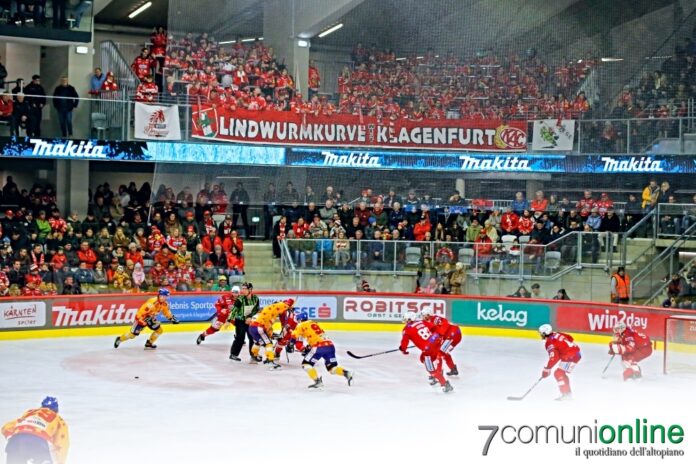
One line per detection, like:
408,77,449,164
1,331,694,464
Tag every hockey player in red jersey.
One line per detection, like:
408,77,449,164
539,324,581,400
609,321,652,380
196,285,240,345
273,305,300,360
400,311,453,393
420,308,462,376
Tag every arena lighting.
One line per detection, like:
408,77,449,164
601,57,624,62
128,1,152,19
317,22,343,38
240,37,256,43
297,39,310,48
219,40,235,44
75,45,89,55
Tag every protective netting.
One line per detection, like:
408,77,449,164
664,316,696,375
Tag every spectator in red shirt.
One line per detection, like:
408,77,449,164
0,94,13,125
354,201,371,226
308,59,321,99
501,206,519,235
576,190,596,218
517,210,535,236
413,215,432,241
530,190,548,213
131,47,157,81
226,246,245,275
77,241,98,269
135,75,158,103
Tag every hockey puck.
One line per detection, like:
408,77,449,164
134,376,139,379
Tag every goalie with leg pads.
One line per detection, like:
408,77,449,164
609,321,652,381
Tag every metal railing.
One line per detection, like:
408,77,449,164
630,222,696,304
643,253,696,307
619,209,657,266
281,232,619,289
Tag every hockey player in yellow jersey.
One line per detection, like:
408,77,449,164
114,288,179,349
2,396,69,464
248,298,294,368
291,313,353,389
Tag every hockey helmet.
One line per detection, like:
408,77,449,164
296,312,309,323
158,288,170,297
613,321,627,334
402,311,418,323
538,324,553,337
41,396,59,412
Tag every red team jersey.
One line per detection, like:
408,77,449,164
400,320,437,352
214,294,237,320
544,332,581,369
616,327,651,353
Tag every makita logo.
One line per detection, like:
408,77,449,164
587,309,648,331
322,151,381,167
459,155,531,171
52,303,138,327
30,139,107,158
601,156,663,173
476,302,528,327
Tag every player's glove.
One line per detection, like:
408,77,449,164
170,316,180,324
400,347,409,355
285,343,295,354
609,342,624,355
541,368,551,379
301,346,311,356
294,340,305,352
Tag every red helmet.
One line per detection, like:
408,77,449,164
283,298,295,308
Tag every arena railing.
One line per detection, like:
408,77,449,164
7,92,696,155
281,232,617,286
630,222,696,305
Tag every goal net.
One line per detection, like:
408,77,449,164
664,316,696,375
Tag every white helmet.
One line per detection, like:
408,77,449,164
420,308,433,318
231,285,241,294
613,321,627,334
402,311,419,323
538,324,553,337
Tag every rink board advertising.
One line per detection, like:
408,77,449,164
3,137,696,173
0,292,691,338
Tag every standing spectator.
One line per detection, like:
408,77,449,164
23,75,46,137
230,182,250,238
0,94,12,127
89,67,107,94
308,59,321,100
131,48,157,82
262,182,277,240
11,93,31,136
641,179,659,209
610,266,631,304
511,192,529,215
52,77,79,138
0,54,7,90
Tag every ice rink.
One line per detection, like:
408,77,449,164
1,329,694,464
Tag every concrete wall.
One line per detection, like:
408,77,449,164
0,41,41,89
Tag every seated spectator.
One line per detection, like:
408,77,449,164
530,283,546,299
553,289,571,300
511,192,529,215
508,285,531,298
663,273,686,307
530,190,548,213
357,279,375,292
62,275,82,295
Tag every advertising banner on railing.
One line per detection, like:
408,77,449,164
134,103,182,140
190,106,528,151
531,119,575,151
555,304,668,339
287,148,567,172
0,137,285,165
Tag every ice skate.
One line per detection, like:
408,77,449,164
229,354,241,361
555,393,572,401
446,367,459,376
344,370,353,386
442,381,454,393
144,340,157,350
196,334,205,345
428,376,439,386
308,377,324,389
114,337,121,349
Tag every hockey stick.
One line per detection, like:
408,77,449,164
347,345,415,359
601,355,615,378
507,378,543,401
